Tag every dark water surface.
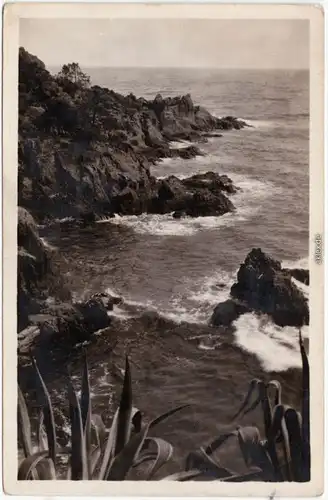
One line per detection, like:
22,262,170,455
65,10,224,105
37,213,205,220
39,69,309,467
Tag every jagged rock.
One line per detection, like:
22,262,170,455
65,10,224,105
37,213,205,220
211,299,250,327
283,268,309,285
92,291,123,308
181,172,238,195
112,187,141,215
80,211,97,226
210,249,309,328
75,296,111,333
17,207,71,332
22,292,115,350
171,145,204,159
227,248,309,327
184,190,234,217
149,174,236,218
18,48,247,221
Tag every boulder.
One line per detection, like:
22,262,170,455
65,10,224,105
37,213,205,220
181,171,238,195
184,190,234,217
112,187,141,215
148,176,188,214
283,268,309,286
230,248,309,327
210,299,250,327
75,295,112,332
149,174,235,218
92,291,123,308
171,145,204,160
80,211,97,227
29,305,89,346
26,293,113,348
172,210,184,219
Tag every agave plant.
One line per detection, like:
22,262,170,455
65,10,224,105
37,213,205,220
17,354,189,480
18,330,310,482
184,330,310,482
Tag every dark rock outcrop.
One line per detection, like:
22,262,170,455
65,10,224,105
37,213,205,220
18,48,247,222
19,290,116,354
18,207,116,352
283,268,309,285
17,207,71,332
211,299,250,327
171,145,204,160
181,171,238,195
211,248,309,328
148,175,235,218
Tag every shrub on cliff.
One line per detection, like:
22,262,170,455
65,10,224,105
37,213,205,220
56,62,90,89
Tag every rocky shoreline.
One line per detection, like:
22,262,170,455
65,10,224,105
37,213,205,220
17,48,309,371
18,47,247,343
19,47,247,226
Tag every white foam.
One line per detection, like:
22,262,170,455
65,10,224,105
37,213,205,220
54,216,75,223
240,119,276,129
198,342,216,351
189,269,235,306
104,272,309,374
107,306,135,320
169,140,193,149
108,213,197,236
105,172,274,237
104,287,122,299
40,236,57,250
160,304,207,325
233,313,309,372
97,374,113,388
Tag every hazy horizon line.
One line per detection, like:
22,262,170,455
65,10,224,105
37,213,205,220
48,65,309,72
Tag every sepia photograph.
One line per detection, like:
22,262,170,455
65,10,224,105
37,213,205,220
2,3,324,496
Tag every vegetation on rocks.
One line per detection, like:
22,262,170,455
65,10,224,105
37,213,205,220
56,62,91,88
18,48,247,222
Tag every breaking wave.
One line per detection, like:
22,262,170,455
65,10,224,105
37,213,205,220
233,313,309,372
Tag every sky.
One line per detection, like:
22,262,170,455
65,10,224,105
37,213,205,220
19,18,309,70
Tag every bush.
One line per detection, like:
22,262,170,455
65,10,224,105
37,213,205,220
17,332,310,481
56,63,90,89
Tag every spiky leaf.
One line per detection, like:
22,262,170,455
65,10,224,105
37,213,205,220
68,379,88,480
115,356,133,456
106,424,149,480
31,357,57,466
149,404,189,429
80,354,92,476
142,437,173,479
17,385,33,458
18,451,49,480
299,330,310,480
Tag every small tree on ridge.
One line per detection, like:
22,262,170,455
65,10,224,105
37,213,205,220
57,62,90,88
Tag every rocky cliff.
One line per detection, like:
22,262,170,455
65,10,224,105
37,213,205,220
18,208,118,356
17,207,71,331
18,48,248,222
17,48,250,347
